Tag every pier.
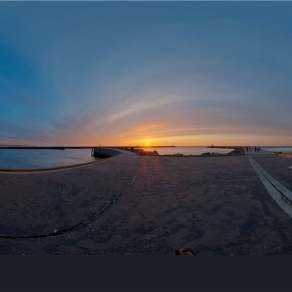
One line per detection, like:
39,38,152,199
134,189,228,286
0,150,292,254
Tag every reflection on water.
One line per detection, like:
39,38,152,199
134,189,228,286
0,149,95,169
141,147,232,156
263,147,292,153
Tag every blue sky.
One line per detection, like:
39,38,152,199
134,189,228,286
0,2,292,146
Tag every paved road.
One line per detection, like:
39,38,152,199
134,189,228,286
249,154,292,218
254,154,292,191
1,152,292,255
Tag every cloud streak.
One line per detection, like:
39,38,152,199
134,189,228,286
0,2,292,146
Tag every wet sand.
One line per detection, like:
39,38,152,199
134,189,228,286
0,151,292,255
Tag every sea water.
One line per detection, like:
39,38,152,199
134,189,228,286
0,149,95,170
141,147,233,156
263,147,292,153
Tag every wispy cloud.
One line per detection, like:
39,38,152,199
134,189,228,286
1,3,292,145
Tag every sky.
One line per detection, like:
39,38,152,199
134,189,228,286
0,2,292,146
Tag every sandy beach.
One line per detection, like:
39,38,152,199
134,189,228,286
0,150,291,255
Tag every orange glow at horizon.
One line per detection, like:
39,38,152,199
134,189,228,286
124,133,292,147
142,139,152,147
44,120,292,147
37,132,292,147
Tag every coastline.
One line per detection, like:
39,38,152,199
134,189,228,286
0,159,100,174
0,147,122,173
0,150,292,254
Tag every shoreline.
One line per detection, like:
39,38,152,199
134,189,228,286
0,150,292,254
0,147,122,174
0,159,101,174
132,147,244,157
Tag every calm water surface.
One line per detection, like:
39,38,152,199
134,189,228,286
263,147,292,153
146,146,292,155
3,146,290,170
142,147,233,155
0,149,95,169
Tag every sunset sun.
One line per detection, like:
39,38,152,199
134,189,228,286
143,139,152,147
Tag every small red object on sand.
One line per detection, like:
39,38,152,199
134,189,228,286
175,248,194,256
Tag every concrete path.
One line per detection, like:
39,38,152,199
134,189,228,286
1,152,292,255
249,155,292,218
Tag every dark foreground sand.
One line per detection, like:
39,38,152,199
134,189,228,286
0,151,292,255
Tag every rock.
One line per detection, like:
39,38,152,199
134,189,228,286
92,148,120,159
135,149,159,156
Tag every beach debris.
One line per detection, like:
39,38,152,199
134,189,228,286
134,149,159,156
175,248,194,256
